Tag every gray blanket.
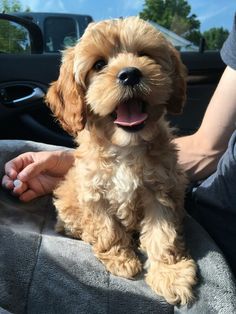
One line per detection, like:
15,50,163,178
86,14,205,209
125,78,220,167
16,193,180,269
0,140,236,314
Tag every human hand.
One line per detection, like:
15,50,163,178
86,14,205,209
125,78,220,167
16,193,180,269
2,150,74,202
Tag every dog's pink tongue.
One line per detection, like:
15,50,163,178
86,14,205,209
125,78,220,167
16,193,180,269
114,101,148,126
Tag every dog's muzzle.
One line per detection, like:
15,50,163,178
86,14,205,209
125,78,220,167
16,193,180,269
113,67,148,132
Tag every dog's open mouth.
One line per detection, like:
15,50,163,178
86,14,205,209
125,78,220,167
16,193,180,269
113,99,148,132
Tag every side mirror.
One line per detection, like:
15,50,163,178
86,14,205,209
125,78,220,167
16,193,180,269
0,13,43,54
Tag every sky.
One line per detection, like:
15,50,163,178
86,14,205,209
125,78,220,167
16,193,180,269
19,0,235,32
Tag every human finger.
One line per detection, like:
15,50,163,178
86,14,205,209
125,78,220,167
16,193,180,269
12,179,28,196
4,154,28,179
2,174,14,190
19,189,41,202
18,162,48,182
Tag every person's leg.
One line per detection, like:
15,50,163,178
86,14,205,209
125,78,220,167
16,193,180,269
186,130,236,276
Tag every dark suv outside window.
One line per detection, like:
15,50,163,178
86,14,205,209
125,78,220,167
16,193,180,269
44,17,77,52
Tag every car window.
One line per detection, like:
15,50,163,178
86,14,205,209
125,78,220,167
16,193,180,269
0,19,31,54
44,17,77,52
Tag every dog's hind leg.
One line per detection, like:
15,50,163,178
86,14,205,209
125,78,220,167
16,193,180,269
53,169,84,239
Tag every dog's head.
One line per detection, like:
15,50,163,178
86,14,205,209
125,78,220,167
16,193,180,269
46,17,186,146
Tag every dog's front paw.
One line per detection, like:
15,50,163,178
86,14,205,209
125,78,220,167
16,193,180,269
146,258,197,305
96,249,142,279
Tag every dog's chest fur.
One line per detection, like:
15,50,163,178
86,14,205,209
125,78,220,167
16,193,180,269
109,151,143,205
75,144,154,228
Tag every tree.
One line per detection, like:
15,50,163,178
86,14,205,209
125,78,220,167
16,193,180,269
184,29,201,47
1,0,20,12
203,27,229,50
139,0,201,45
0,0,30,12
0,0,31,53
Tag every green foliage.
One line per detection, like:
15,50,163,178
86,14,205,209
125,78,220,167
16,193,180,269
185,30,202,46
0,20,30,53
0,0,22,12
203,27,229,50
139,0,229,50
140,0,200,36
0,0,31,53
0,0,31,13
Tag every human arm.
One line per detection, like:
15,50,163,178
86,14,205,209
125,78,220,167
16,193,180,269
174,66,236,182
2,149,75,202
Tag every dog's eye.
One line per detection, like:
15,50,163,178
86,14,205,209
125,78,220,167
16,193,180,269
93,59,107,71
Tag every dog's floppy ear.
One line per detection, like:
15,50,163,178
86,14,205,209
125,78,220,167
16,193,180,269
46,46,86,135
166,47,187,115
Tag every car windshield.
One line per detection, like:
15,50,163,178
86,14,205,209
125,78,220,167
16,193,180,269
0,0,234,52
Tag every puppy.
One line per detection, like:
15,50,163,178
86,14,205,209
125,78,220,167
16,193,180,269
46,17,197,305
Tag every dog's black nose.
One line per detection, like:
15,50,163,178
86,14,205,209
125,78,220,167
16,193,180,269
117,67,142,86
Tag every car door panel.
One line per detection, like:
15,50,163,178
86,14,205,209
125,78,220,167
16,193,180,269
0,53,75,147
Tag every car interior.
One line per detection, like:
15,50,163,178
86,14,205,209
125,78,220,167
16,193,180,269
1,11,236,314
0,13,225,149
